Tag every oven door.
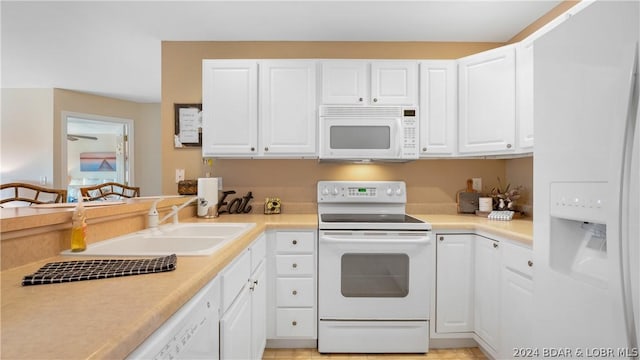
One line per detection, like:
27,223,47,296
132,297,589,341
319,117,402,159
318,230,431,320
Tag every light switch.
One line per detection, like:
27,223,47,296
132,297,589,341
175,169,185,183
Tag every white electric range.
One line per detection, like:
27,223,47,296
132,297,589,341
317,181,432,353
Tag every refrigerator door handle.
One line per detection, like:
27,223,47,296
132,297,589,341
619,41,639,351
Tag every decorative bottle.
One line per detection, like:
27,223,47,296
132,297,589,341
70,196,87,252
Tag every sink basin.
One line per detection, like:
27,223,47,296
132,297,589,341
155,223,254,238
61,222,256,256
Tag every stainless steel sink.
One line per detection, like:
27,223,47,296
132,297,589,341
61,223,256,256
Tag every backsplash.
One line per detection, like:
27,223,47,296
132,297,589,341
205,158,532,215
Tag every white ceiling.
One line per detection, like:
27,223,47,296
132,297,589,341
1,1,562,103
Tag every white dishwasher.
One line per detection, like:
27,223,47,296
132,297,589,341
127,276,221,360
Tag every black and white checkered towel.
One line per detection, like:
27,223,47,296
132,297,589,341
22,254,177,286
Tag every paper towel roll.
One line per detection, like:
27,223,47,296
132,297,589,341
479,197,493,212
198,178,219,217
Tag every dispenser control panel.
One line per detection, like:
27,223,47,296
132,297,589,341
549,181,607,223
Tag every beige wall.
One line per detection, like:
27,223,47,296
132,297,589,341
53,89,161,194
505,157,533,215
1,88,55,186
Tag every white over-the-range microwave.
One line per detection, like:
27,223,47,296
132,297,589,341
318,105,419,161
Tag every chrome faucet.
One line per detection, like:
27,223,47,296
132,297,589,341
148,196,199,228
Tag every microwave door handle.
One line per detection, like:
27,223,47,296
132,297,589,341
396,118,403,157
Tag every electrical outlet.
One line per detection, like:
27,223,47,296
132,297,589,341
175,169,185,183
472,178,482,192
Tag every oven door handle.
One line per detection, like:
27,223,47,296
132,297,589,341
321,234,430,245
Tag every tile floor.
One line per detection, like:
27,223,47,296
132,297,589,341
262,347,488,359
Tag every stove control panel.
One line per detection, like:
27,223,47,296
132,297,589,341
318,181,406,203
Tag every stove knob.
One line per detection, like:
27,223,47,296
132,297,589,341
332,187,339,196
386,187,393,196
322,187,329,196
395,188,403,196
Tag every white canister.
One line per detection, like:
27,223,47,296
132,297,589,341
479,197,493,212
197,177,219,218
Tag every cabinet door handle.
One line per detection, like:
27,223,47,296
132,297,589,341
292,290,298,296
292,239,298,245
439,236,444,241
422,147,427,152
265,147,269,151
358,97,363,102
292,263,298,269
250,147,255,152
506,143,512,149
528,260,533,267
292,321,297,326
373,98,378,103
493,242,499,248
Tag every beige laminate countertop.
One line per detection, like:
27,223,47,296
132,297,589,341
0,213,531,359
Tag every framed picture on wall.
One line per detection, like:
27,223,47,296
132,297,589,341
174,103,203,148
80,152,117,171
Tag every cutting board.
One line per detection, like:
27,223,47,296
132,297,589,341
457,179,480,214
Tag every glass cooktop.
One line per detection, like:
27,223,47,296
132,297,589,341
321,214,424,224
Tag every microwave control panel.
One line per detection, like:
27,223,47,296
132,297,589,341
402,109,419,158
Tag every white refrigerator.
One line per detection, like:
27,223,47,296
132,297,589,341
533,0,639,356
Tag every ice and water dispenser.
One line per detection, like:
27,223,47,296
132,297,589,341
549,182,609,288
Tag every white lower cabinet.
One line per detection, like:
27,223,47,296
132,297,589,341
220,285,252,360
435,234,475,333
267,230,317,343
474,236,501,353
435,231,533,359
220,234,267,360
251,261,267,359
499,241,534,359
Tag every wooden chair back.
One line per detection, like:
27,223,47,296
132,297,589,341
1,183,68,206
80,182,140,201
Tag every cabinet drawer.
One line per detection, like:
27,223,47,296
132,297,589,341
502,241,533,278
276,278,314,307
276,308,315,338
250,234,267,273
275,255,314,276
276,232,314,253
221,250,251,314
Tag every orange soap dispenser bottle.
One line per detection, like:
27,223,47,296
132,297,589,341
70,195,87,252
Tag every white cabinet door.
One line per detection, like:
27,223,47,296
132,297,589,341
220,286,252,360
517,41,534,150
250,261,267,360
321,61,367,105
419,61,457,156
371,61,418,105
474,236,501,351
260,61,317,156
436,234,474,333
500,241,534,359
202,60,258,157
321,60,418,105
458,45,516,154
500,268,533,358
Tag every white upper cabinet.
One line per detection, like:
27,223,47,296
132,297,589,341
202,60,317,158
260,61,317,156
419,61,457,156
321,60,418,105
202,60,258,157
321,61,367,105
458,45,516,154
516,41,534,150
